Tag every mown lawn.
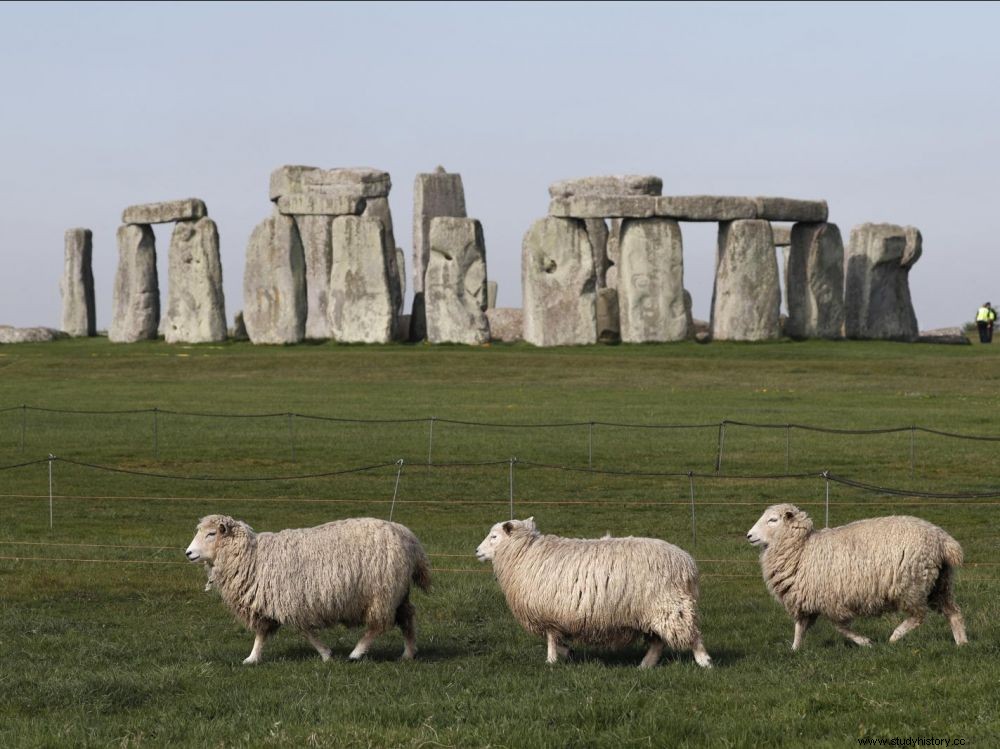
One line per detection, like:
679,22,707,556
0,338,998,747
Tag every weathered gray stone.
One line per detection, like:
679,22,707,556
408,293,427,342
584,219,609,288
0,326,68,344
684,290,696,341
302,167,391,199
231,311,249,341
486,308,523,342
785,222,845,340
395,248,406,307
163,218,227,343
269,165,320,201
122,198,207,225
244,212,305,344
772,224,792,246
296,215,333,339
918,327,970,345
711,220,780,341
549,196,658,219
845,223,921,341
362,197,403,316
110,224,159,342
617,218,688,342
276,194,364,216
60,228,95,337
396,314,411,342
425,218,490,345
487,281,498,309
328,216,395,343
655,196,756,222
413,168,467,294
548,175,663,199
753,197,828,223
605,219,623,290
522,217,596,346
596,288,620,344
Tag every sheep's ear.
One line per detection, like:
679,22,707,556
524,516,536,531
502,521,514,535
783,510,794,520
217,522,229,536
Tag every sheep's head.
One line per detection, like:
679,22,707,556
185,514,249,564
475,517,537,562
746,504,813,548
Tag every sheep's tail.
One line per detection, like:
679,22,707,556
942,534,964,568
412,552,432,593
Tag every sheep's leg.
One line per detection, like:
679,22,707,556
690,635,713,668
889,613,925,643
639,639,664,669
832,620,872,647
937,601,968,646
348,628,380,661
302,631,332,662
243,630,271,665
545,631,565,664
395,599,417,660
791,615,817,651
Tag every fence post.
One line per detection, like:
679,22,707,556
688,471,697,548
287,412,296,462
509,457,517,520
427,417,435,466
785,424,790,474
48,454,55,529
823,471,830,528
714,420,727,474
588,422,594,469
153,408,159,460
389,459,404,522
21,404,26,453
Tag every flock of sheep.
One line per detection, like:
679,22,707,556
184,505,968,666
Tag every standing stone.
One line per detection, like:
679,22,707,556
605,218,623,290
329,216,396,343
683,289,696,340
408,293,427,342
597,288,620,343
785,223,845,340
60,228,95,337
617,218,688,342
413,167,467,295
845,223,921,341
110,224,159,342
486,308,523,342
522,217,596,346
243,212,306,344
363,196,403,316
711,220,780,341
487,281,498,309
395,248,406,304
231,311,249,341
425,217,490,345
296,215,334,339
163,218,227,343
584,219,609,288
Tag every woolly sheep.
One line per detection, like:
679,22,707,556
476,517,712,669
747,504,967,650
185,515,431,664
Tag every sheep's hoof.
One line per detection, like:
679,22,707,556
242,657,260,665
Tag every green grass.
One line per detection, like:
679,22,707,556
1,338,998,748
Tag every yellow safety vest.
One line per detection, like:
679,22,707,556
978,307,996,322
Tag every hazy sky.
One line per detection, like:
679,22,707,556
1,1,997,331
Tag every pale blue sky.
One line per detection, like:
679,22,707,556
1,1,997,330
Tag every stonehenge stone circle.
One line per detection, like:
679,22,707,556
617,218,689,342
110,224,159,342
362,196,403,316
425,217,490,345
163,217,227,343
329,216,396,343
60,228,96,337
243,211,306,344
122,199,206,225
785,223,845,340
522,217,597,346
845,223,921,341
413,167,467,296
295,215,334,339
711,220,781,341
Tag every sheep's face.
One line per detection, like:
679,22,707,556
185,515,236,564
747,504,810,548
476,517,537,562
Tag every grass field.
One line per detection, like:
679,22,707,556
1,338,998,748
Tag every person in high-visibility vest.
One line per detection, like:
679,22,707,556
976,302,996,343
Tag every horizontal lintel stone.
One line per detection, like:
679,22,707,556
122,198,207,225
654,195,756,222
754,197,828,223
549,195,657,219
276,193,365,216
